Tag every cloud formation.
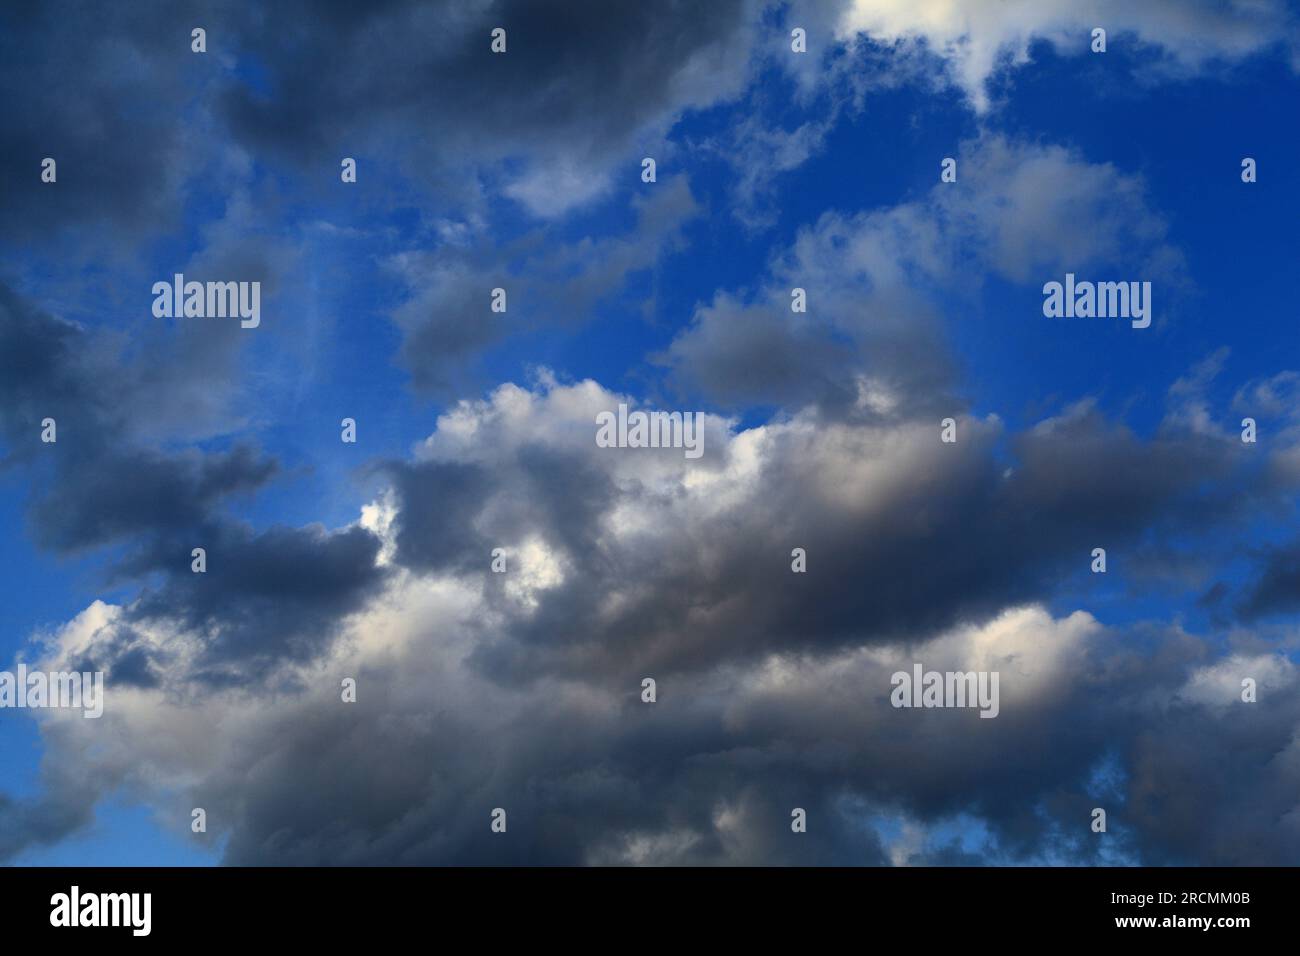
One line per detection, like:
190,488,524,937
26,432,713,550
9,364,1298,864
836,0,1300,111
661,134,1181,412
3,1,1299,869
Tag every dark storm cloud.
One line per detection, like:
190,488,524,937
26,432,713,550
1,0,754,261
401,397,1244,686
8,368,1298,866
188,644,895,866
0,283,278,549
0,1,213,241
108,608,1300,867
0,0,753,406
0,281,390,852
0,283,386,680
1236,538,1300,620
214,704,894,866
27,445,275,553
121,522,387,678
384,460,496,574
215,0,755,192
383,441,620,578
1122,681,1300,866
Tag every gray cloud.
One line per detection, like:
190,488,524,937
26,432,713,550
1237,539,1300,621
0,281,388,680
19,585,1300,865
4,2,1299,869
0,284,278,548
376,381,1258,692
0,1,236,250
5,347,1297,865
214,0,756,216
660,135,1183,415
389,177,700,394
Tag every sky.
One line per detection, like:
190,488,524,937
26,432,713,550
1,0,1299,866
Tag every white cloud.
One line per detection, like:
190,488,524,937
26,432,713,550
836,0,1298,111
1178,653,1295,709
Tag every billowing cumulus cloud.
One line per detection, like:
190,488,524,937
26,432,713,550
3,1,1299,870
8,366,1299,864
16,576,1300,864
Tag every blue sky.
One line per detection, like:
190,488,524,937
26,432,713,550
3,1,1300,866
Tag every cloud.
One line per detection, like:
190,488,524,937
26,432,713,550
16,582,1300,864
388,177,700,394
215,0,758,219
835,0,1300,111
0,0,758,272
0,281,389,684
1237,538,1300,621
0,284,277,547
5,3,1299,868
661,134,1181,413
1234,370,1300,421
4,356,1297,864
119,523,388,681
0,3,209,243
